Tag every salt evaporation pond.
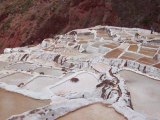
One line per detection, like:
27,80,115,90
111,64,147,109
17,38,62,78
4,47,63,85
33,67,64,77
57,103,126,120
0,72,33,86
51,72,99,96
0,61,9,70
0,89,50,120
6,63,37,71
23,76,60,92
117,70,160,119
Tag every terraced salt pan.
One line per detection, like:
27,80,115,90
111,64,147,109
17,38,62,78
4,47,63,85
23,76,60,92
0,72,10,78
0,72,33,86
0,25,160,120
91,63,110,73
104,48,123,58
77,34,94,41
0,61,9,70
33,67,64,77
92,42,108,48
128,45,138,52
104,43,120,49
61,48,84,57
77,40,88,44
6,62,38,71
0,89,50,120
154,63,160,69
117,71,160,119
57,103,126,120
145,34,160,40
139,47,157,57
137,57,158,65
96,29,112,40
51,72,98,96
120,52,142,61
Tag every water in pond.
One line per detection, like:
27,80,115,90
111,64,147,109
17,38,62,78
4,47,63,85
0,89,50,120
117,71,160,119
57,103,126,120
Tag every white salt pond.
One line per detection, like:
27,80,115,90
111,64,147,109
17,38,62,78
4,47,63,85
51,72,98,96
33,67,64,77
0,73,7,78
0,72,33,86
0,89,50,120
23,76,60,92
57,103,126,120
0,61,9,70
91,63,109,73
6,63,37,71
117,70,160,119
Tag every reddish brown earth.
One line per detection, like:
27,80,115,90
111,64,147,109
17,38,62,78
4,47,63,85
0,0,159,52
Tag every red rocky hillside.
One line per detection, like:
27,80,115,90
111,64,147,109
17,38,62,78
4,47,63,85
0,0,159,52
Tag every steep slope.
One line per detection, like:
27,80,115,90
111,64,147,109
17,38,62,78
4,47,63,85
111,0,160,30
0,0,159,52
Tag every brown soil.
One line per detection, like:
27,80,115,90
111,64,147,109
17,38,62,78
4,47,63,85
0,0,118,52
0,0,159,52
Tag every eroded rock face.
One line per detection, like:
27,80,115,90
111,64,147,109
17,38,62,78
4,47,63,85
0,0,159,52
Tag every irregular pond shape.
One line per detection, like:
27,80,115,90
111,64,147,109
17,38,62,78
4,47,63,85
0,89,50,120
118,70,160,119
57,103,126,120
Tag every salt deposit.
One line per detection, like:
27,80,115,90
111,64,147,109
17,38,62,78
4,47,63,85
0,25,159,120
